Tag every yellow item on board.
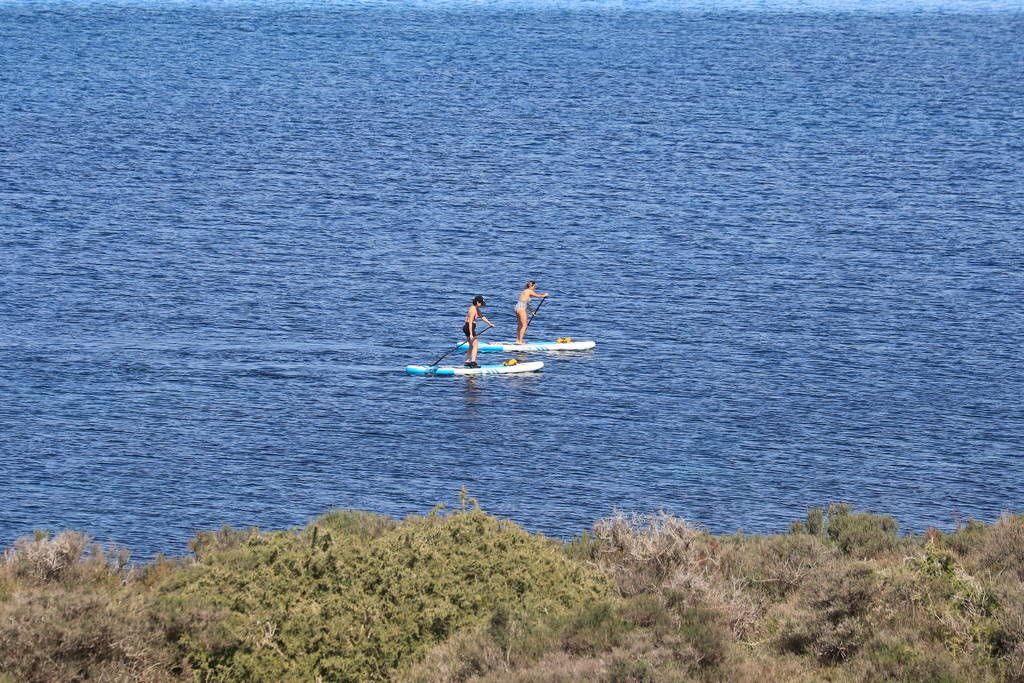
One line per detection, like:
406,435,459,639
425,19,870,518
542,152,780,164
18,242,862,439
503,359,519,366
556,337,572,343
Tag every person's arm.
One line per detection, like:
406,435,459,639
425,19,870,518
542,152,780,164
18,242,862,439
532,291,549,298
481,316,493,327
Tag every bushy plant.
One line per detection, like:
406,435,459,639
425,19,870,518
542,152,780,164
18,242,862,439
560,602,628,656
673,606,729,669
608,656,657,682
776,561,877,663
2,531,129,587
314,509,399,541
161,508,610,681
978,514,1024,582
722,532,833,601
0,585,183,682
589,512,720,597
858,634,966,682
821,503,900,558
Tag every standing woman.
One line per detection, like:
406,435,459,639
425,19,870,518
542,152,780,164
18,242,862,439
464,295,493,368
515,280,549,344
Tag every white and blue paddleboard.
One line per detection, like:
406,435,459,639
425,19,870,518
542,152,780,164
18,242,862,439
406,360,544,377
457,339,596,353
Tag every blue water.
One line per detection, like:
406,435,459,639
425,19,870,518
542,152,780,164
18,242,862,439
2,1,1022,557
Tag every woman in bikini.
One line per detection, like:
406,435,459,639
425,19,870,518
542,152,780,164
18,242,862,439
464,295,493,368
514,280,549,344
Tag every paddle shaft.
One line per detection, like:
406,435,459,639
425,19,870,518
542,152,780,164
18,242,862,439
431,323,493,367
523,297,547,336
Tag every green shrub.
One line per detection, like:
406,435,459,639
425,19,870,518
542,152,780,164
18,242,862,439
788,507,825,535
186,524,261,562
608,656,657,682
619,593,672,633
724,533,832,601
978,514,1024,582
560,602,627,655
161,509,610,681
564,530,599,562
313,509,399,541
897,539,1003,660
824,504,899,558
807,507,825,536
988,579,1024,682
778,563,876,663
675,606,728,668
860,635,964,682
946,519,991,559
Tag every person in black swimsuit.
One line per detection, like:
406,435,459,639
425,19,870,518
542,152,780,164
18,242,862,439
464,295,493,368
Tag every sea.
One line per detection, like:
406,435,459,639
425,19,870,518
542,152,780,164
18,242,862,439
1,0,1022,557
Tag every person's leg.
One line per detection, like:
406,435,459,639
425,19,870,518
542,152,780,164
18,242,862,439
470,338,478,364
515,308,527,344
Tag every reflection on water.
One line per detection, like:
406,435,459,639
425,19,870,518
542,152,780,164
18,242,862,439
463,376,482,406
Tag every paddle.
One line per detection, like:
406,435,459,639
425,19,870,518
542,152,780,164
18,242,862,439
429,323,494,367
522,297,547,338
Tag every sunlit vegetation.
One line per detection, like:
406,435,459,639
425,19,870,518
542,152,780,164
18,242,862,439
2,498,1022,682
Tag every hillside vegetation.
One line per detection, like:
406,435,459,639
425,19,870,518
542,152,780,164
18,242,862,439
1,498,1022,682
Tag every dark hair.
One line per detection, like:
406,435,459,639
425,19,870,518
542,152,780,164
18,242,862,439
526,280,536,288
473,295,486,306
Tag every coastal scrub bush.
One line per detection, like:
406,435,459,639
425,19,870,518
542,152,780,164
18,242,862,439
587,513,765,639
977,514,1024,582
721,532,834,602
822,504,900,558
0,584,182,682
0,530,177,682
777,561,877,663
589,512,719,597
161,508,610,681
407,513,742,681
671,606,729,669
313,508,399,540
405,590,734,681
560,602,629,656
607,656,658,682
856,633,966,682
992,585,1024,682
2,531,129,587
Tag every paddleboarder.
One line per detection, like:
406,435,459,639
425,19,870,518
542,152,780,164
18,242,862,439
515,280,549,344
464,295,493,368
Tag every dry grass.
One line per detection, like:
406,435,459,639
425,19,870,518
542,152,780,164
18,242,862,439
3,531,130,586
0,532,184,682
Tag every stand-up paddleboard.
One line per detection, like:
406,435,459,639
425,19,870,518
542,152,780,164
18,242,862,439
457,339,596,353
406,360,544,377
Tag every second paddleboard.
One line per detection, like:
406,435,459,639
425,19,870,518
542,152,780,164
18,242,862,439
457,339,596,353
406,360,544,377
